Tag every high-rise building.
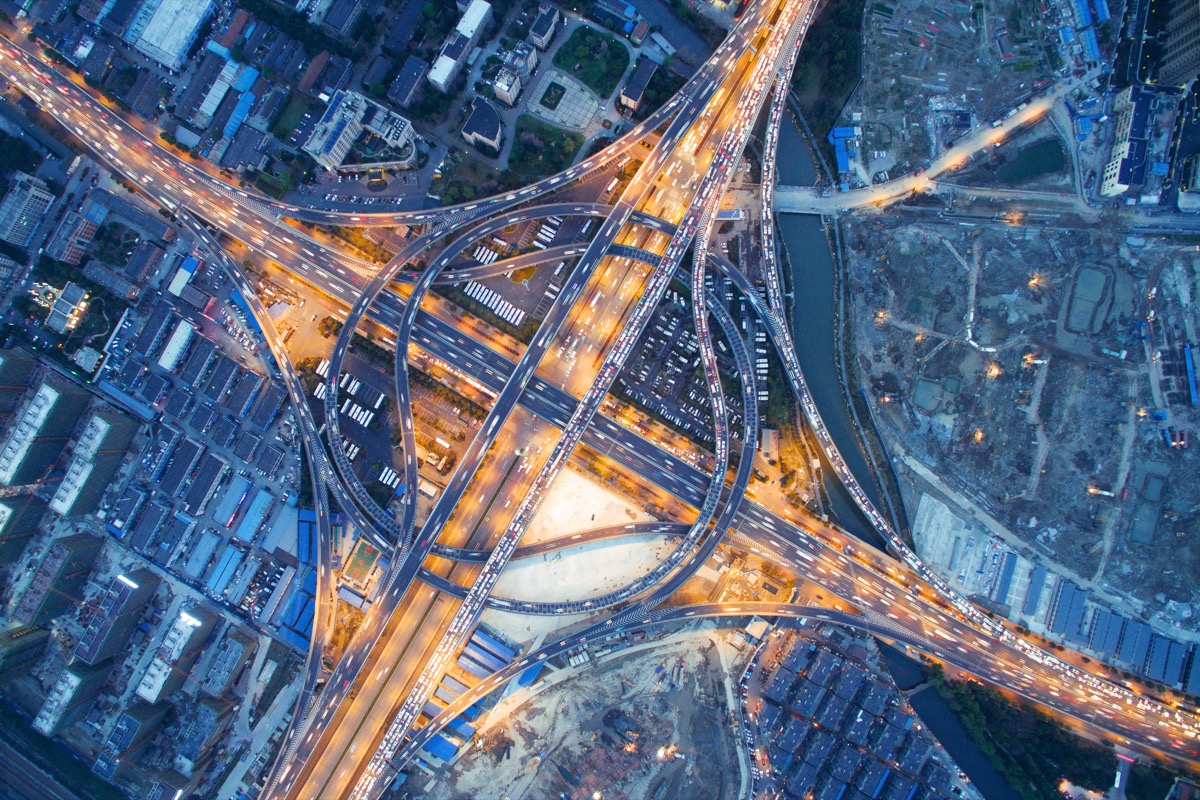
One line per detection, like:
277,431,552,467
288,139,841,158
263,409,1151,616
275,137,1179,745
136,606,216,703
0,495,48,561
0,625,50,680
0,350,37,416
174,696,233,777
0,377,90,488
200,629,255,696
0,172,55,248
529,4,559,50
13,533,102,626
1099,86,1154,197
75,569,160,665
1159,0,1200,87
92,700,172,780
50,407,138,517
33,658,115,735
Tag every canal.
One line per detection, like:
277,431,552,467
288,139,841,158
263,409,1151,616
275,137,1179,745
774,117,886,546
777,119,1021,800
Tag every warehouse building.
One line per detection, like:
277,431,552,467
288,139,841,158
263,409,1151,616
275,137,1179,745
132,0,216,71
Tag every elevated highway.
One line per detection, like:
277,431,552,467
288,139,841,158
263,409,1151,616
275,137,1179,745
5,9,1200,791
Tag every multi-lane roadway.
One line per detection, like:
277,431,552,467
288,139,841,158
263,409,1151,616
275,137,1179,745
4,9,1200,797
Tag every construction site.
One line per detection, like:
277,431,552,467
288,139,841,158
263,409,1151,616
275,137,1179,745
421,626,748,800
841,213,1200,634
836,0,1066,188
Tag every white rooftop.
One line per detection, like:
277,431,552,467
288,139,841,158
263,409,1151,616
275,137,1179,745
428,54,458,86
459,0,491,38
0,385,61,485
50,458,95,515
136,0,215,69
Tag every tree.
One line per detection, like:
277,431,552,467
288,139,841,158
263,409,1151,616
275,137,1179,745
0,131,40,174
317,316,344,338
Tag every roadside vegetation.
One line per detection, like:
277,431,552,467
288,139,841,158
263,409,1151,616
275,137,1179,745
510,115,584,177
1126,763,1181,800
431,150,517,204
552,26,630,99
633,69,687,122
0,129,41,173
925,664,1118,800
790,0,865,144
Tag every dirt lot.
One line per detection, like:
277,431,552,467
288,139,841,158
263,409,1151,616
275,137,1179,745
844,0,1060,185
842,215,1200,625
421,628,747,800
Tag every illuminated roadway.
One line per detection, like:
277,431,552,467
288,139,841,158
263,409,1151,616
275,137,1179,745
3,8,1200,793
276,1,819,796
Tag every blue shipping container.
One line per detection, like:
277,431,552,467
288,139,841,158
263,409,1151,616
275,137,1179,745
471,629,516,662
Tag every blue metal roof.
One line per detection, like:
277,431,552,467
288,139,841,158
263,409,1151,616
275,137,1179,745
297,509,316,566
206,546,242,594
423,734,457,763
833,139,850,173
1075,0,1092,27
1187,650,1200,696
992,552,1017,604
446,716,475,739
1022,565,1048,616
277,627,308,650
471,629,516,662
234,489,272,542
224,92,256,140
233,66,259,93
